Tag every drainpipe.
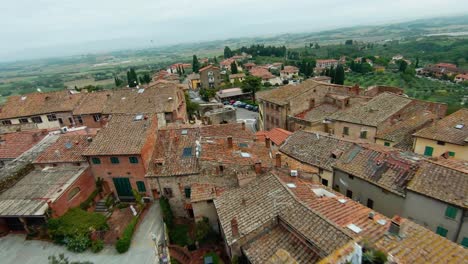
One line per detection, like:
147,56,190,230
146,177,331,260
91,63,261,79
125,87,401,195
454,208,465,243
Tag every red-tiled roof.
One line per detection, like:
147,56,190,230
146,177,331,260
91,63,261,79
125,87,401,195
190,183,225,202
199,64,219,73
0,130,47,159
34,134,92,164
280,66,299,74
249,67,275,80
73,90,110,115
255,128,292,146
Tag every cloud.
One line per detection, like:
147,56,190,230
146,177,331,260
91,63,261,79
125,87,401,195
1,0,467,61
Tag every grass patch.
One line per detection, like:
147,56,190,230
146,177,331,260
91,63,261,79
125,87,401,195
115,216,139,253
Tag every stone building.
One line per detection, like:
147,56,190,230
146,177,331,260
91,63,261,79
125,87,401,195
199,65,222,89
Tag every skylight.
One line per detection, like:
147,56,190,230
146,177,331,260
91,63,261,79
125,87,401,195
338,198,347,204
137,88,145,94
347,224,362,233
455,124,464,129
377,219,387,225
286,183,296,188
182,147,193,157
238,143,248,148
240,152,251,158
181,129,188,135
312,188,337,198
134,114,143,121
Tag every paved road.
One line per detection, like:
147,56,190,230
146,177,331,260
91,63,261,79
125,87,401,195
0,203,164,264
236,107,259,132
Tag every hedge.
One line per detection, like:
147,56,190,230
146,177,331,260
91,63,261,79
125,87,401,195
115,216,138,253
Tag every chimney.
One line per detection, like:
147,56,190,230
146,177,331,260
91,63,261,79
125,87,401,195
231,217,239,238
265,137,271,148
254,161,262,174
389,215,402,236
241,122,246,130
227,136,233,149
275,153,282,168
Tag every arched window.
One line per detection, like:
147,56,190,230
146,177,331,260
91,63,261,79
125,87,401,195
67,187,80,201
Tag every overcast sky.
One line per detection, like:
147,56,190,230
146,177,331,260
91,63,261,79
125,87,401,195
1,0,468,62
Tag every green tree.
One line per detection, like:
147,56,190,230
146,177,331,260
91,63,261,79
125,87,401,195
231,62,238,74
345,39,353,45
114,76,124,87
241,76,262,103
127,68,138,87
415,57,419,68
185,92,199,119
192,55,200,73
398,60,408,72
143,73,152,84
334,65,345,85
224,46,233,59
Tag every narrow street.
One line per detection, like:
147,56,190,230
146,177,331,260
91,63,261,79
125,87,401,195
0,203,165,264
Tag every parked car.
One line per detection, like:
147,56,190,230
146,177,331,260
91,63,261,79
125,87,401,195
252,106,259,112
223,101,230,105
245,105,253,110
230,100,236,105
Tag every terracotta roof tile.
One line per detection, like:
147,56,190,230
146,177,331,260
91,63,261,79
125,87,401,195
280,66,299,74
408,158,468,208
73,91,110,115
330,92,412,126
413,108,468,145
190,183,225,203
199,65,219,73
83,114,157,156
34,134,92,164
0,130,48,159
280,131,355,171
249,67,275,80
0,90,83,119
255,128,292,146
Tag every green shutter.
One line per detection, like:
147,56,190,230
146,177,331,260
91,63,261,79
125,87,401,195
112,178,133,198
136,181,146,192
384,142,390,147
129,156,138,164
448,151,455,157
91,157,101,164
110,157,120,164
424,146,434,156
436,226,448,237
445,205,458,219
461,237,468,248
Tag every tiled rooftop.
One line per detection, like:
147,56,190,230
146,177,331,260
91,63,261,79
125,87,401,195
102,82,181,114
408,158,468,208
376,111,436,150
243,225,320,264
330,92,412,126
83,114,156,156
34,134,92,164
280,66,299,74
280,131,355,171
249,67,275,80
0,130,48,159
274,169,468,264
295,103,341,123
334,144,422,196
413,108,468,145
73,90,110,115
255,128,292,146
0,90,83,119
190,183,225,203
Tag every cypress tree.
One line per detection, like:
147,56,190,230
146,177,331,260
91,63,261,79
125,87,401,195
334,65,345,85
192,55,200,73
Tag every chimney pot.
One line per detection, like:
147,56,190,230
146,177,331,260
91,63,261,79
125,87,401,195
275,153,282,168
265,137,271,148
241,122,246,130
389,215,402,236
227,136,233,149
254,162,262,175
231,217,239,238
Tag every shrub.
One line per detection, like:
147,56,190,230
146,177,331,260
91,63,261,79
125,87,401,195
80,190,99,210
115,216,138,253
195,217,214,243
66,234,91,253
169,224,189,246
91,239,104,253
117,203,129,209
159,196,174,229
48,208,108,248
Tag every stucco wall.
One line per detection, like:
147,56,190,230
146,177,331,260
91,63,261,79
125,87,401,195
414,137,467,160
332,121,377,143
333,169,405,218
192,200,220,233
403,191,467,243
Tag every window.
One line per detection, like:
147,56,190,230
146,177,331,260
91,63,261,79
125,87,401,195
184,187,191,199
19,118,29,124
318,168,324,175
367,199,374,209
182,147,192,157
67,187,80,201
346,189,353,198
93,114,101,122
321,178,329,186
436,226,448,237
360,130,367,139
76,116,83,124
461,237,468,248
58,118,63,125
32,116,43,123
348,175,354,180
219,165,224,173
68,117,74,125
129,156,138,164
436,140,446,146
424,146,434,156
136,181,146,192
343,127,349,135
448,151,455,157
47,114,57,122
110,157,120,164
384,142,390,147
445,205,458,219
1,120,12,125
91,157,101,164
163,187,173,198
